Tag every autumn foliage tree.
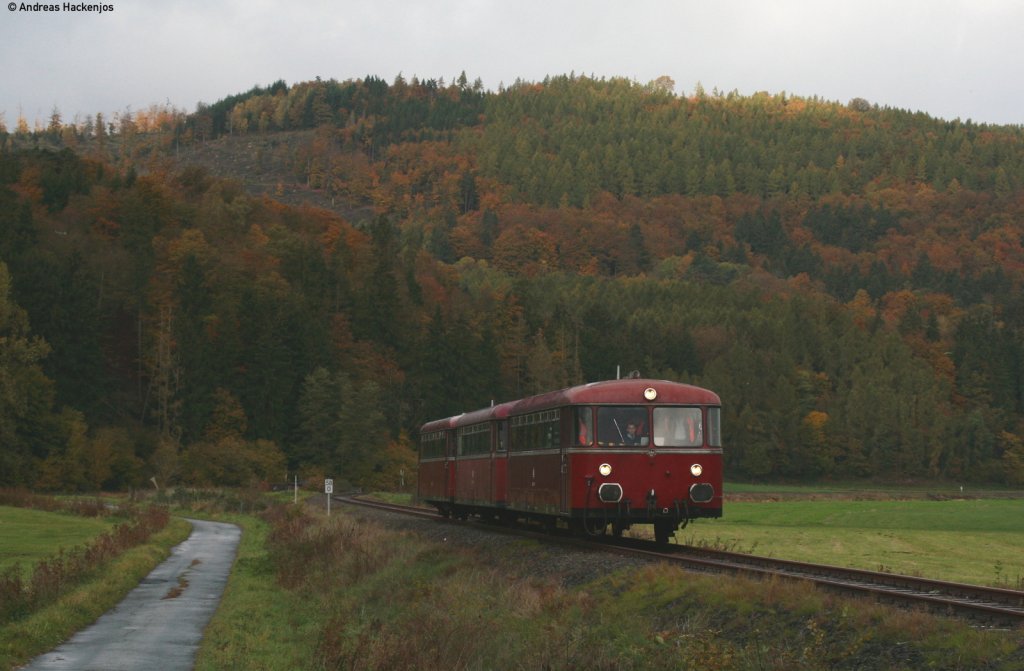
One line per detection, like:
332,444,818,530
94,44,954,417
4,73,1024,487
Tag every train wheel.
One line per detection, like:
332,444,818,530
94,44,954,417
583,518,607,537
654,520,675,544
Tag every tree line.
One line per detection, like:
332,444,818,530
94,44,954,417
1,73,1023,488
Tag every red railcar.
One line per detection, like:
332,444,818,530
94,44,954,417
418,379,722,543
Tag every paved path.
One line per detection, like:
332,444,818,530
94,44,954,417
21,519,240,671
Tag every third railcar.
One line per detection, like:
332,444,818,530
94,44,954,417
418,378,722,543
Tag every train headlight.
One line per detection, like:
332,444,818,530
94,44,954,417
599,463,613,477
644,387,658,401
690,483,714,503
598,483,623,503
690,463,703,477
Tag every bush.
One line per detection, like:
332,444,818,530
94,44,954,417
0,488,108,516
0,505,169,623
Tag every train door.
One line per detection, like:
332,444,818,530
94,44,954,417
444,430,456,502
559,409,570,515
492,420,508,506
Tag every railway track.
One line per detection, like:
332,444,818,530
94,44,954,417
604,538,1024,627
334,495,440,520
335,495,1024,627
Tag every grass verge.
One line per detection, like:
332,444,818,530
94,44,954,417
0,517,191,670
197,502,1024,670
192,513,320,670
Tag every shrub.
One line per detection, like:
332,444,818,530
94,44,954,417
0,488,110,517
0,504,169,624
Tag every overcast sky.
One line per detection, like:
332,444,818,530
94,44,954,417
2,0,1022,128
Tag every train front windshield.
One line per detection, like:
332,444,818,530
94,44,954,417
594,406,649,446
652,407,702,447
581,406,720,448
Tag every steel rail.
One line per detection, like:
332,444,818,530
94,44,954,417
335,496,1024,626
600,538,1024,626
673,544,1024,611
333,495,442,520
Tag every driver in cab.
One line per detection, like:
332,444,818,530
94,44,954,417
623,421,644,445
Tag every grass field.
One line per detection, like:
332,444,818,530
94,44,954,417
388,487,1024,587
0,506,116,576
0,513,191,670
678,497,1024,587
6,490,1021,669
195,499,1024,670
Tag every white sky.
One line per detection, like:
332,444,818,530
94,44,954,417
1,0,1022,128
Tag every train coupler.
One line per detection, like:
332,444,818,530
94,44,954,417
673,498,690,530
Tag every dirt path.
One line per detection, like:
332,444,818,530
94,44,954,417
20,519,240,671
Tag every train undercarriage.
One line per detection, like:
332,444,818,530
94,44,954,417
428,499,722,544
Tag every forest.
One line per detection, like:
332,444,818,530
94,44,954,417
1,72,1023,490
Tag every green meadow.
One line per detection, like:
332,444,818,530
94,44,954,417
4,492,1021,670
196,498,1024,670
0,505,190,670
0,506,116,577
680,497,1024,587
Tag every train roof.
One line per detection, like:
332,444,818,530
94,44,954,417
419,415,459,433
513,378,720,413
450,400,517,429
419,379,719,432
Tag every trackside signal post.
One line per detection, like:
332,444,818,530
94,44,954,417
325,478,333,515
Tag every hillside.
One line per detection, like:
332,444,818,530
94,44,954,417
160,130,372,222
1,74,1023,489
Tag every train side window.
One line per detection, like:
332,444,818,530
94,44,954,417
574,407,593,446
457,424,490,456
540,410,559,449
510,417,524,451
497,421,507,452
510,410,560,451
420,431,447,459
707,407,722,447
